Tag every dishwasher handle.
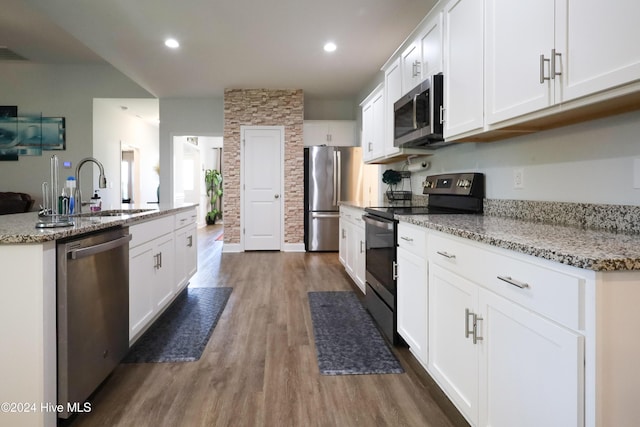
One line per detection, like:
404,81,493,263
69,234,132,260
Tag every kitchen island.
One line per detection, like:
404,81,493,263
0,204,197,427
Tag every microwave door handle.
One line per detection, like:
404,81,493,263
412,94,419,129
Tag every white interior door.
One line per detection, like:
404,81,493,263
242,127,283,251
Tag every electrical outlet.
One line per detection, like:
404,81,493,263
513,168,524,189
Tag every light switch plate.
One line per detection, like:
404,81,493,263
513,168,524,189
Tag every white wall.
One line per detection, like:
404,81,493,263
93,99,159,209
0,63,153,208
397,109,640,206
304,98,356,120
158,98,224,205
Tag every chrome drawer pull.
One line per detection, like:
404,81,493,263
436,250,456,259
400,236,413,242
497,275,529,289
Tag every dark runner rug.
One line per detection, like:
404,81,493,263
123,287,232,363
308,291,404,375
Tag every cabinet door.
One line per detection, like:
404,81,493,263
485,0,555,124
154,234,176,312
558,0,640,102
428,263,479,425
174,227,187,290
353,223,366,294
371,90,385,159
478,288,584,427
361,101,375,161
397,246,428,364
443,0,484,139
338,217,347,265
402,42,423,94
345,221,357,278
384,58,402,157
185,223,197,281
327,121,356,146
420,11,443,77
303,121,329,146
129,241,156,340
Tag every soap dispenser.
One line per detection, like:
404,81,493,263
90,190,102,212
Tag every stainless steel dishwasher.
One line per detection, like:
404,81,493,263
57,227,131,419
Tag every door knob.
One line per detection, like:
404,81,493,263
274,194,280,199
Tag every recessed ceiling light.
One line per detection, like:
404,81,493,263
323,42,337,53
165,38,180,49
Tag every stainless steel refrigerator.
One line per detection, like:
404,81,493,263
304,146,363,251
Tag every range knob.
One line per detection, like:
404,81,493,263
457,179,471,188
423,180,434,189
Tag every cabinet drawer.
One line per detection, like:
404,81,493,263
130,215,175,248
398,222,427,258
175,208,197,229
428,231,584,331
340,206,365,228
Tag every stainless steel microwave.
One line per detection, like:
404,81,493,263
393,73,449,148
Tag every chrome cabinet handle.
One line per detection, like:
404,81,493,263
465,308,473,339
158,252,162,268
153,253,159,269
400,236,413,242
360,240,364,254
551,49,562,79
368,142,373,152
465,309,483,344
436,250,456,259
439,105,445,124
473,314,483,344
497,275,530,289
392,261,398,280
540,54,550,84
341,229,346,239
187,235,193,247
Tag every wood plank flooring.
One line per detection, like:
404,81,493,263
66,225,469,427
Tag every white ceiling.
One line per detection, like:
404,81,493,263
3,0,436,100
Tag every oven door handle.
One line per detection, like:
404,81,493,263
362,214,394,230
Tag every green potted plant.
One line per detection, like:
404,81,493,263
204,169,223,225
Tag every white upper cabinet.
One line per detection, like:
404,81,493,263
485,0,556,124
384,58,402,157
303,120,356,147
401,12,443,96
360,84,385,162
401,42,423,94
486,0,640,125
558,0,640,102
443,0,484,139
420,11,444,78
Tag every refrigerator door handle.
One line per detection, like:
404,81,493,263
336,150,342,204
332,150,338,206
311,212,340,219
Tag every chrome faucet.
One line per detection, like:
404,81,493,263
75,157,107,213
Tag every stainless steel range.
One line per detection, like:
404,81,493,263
362,172,484,345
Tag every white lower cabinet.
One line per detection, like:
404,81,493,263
396,222,428,366
339,206,366,294
129,220,175,342
428,263,479,422
425,229,585,427
478,287,583,427
129,209,198,344
175,209,198,291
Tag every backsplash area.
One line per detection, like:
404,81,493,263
484,199,640,234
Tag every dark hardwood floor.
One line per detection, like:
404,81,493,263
66,224,468,427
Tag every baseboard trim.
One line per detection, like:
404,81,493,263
222,243,242,253
283,243,305,252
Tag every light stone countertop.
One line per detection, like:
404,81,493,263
398,214,640,272
0,203,197,244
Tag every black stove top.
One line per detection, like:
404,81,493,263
364,205,478,221
364,172,485,221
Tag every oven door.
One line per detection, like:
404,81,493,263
363,213,396,308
